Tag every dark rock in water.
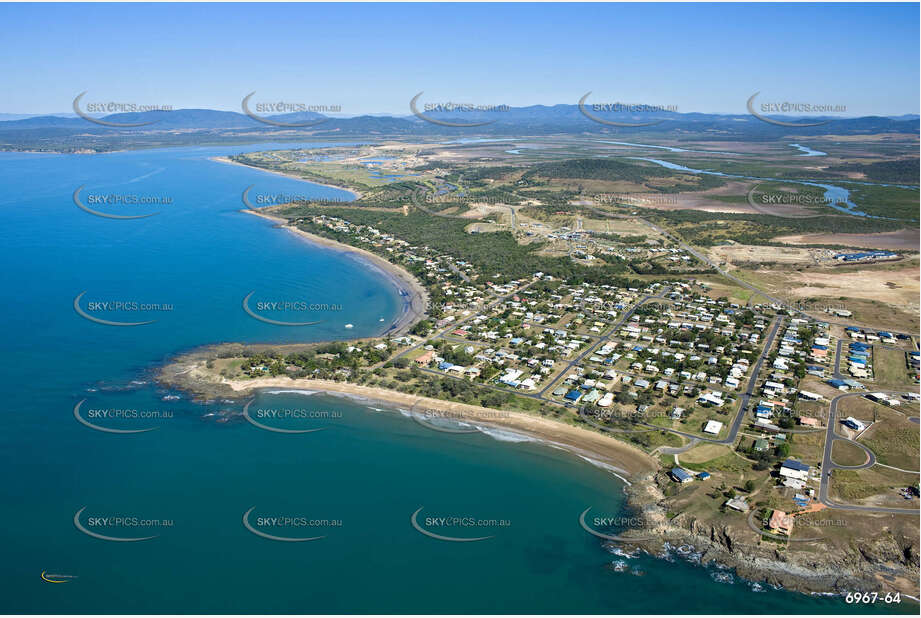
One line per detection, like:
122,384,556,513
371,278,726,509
711,571,734,584
621,471,919,597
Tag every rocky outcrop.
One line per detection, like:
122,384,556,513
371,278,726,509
622,474,919,597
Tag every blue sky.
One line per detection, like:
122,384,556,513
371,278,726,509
0,2,917,115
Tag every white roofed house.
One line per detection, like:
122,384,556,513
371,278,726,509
698,392,724,407
703,420,723,435
779,458,810,483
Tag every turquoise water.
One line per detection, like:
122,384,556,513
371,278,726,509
790,143,828,157
0,145,911,613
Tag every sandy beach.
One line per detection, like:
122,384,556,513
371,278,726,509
211,155,362,200
158,342,657,479
163,155,658,481
243,208,429,337
239,379,653,478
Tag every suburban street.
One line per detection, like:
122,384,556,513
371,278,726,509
818,391,919,515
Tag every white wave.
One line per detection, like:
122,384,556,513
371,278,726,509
263,389,319,397
608,546,639,559
474,426,536,443
711,571,734,584
576,455,632,486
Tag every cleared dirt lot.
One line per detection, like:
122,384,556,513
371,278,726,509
785,265,920,309
774,229,920,251
710,244,825,266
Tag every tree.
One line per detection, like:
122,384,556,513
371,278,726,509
743,480,756,493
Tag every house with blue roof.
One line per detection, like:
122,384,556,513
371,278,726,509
670,467,693,483
564,390,583,402
780,458,810,482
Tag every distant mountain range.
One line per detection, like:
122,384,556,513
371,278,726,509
0,105,917,152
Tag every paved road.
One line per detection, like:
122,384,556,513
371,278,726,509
818,391,919,514
390,279,537,365
634,316,783,446
655,439,700,456
833,339,845,380
638,217,920,338
536,288,671,398
578,203,919,339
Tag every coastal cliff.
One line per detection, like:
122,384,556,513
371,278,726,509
623,474,920,598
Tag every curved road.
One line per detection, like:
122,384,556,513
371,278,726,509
819,391,918,514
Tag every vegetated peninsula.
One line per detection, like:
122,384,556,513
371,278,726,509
161,139,919,600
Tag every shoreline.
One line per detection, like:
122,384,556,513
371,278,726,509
232,379,656,478
211,155,362,200
243,208,429,337
156,354,658,479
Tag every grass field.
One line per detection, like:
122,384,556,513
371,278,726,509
838,396,880,424
831,467,918,506
861,407,920,471
679,443,732,464
872,346,915,388
831,440,869,467
788,430,826,466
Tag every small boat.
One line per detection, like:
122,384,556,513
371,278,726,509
345,323,354,329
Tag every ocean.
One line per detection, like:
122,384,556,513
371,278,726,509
0,144,910,614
